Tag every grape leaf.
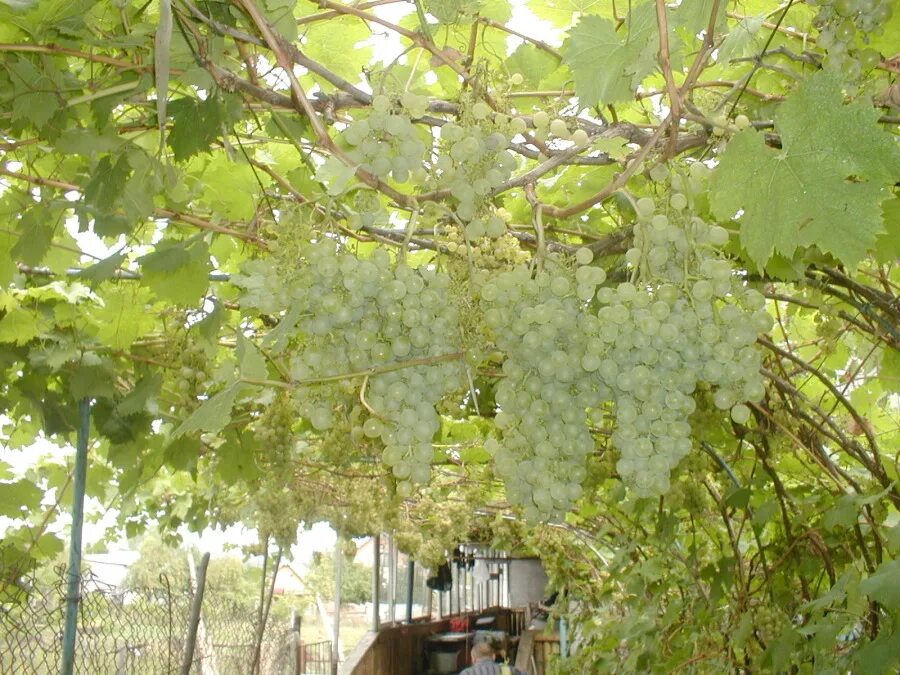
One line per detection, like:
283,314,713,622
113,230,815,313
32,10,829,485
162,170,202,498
173,381,246,437
0,308,40,345
0,479,43,517
710,72,900,269
859,559,900,610
93,285,156,349
563,4,657,108
138,239,211,306
167,96,225,162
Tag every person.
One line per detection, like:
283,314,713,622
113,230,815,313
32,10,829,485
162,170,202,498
459,641,526,675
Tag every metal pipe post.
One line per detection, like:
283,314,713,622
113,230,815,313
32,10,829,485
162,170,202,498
372,534,381,631
180,552,211,675
60,398,91,675
405,560,415,622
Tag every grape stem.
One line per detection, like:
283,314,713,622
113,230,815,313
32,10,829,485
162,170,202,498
358,375,389,420
240,351,466,389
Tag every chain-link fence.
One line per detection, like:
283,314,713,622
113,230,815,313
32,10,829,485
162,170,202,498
0,565,327,674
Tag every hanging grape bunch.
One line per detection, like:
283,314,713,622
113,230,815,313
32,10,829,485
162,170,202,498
810,0,890,76
286,240,464,498
597,164,772,497
479,255,608,520
434,100,518,225
343,92,430,184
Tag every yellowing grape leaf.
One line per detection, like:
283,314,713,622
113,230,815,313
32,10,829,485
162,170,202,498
563,4,658,108
710,72,900,270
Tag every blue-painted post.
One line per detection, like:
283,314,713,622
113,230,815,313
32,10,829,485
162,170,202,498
60,398,91,675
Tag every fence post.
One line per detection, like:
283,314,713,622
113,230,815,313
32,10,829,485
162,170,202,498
60,397,91,675
180,552,211,675
293,610,303,674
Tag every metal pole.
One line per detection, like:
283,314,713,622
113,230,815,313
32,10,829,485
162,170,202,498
332,539,342,675
60,398,91,675
560,617,569,658
388,535,396,624
180,552,211,675
372,534,381,631
405,560,415,623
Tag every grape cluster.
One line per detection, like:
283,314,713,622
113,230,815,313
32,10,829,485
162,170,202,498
598,184,770,496
172,342,210,399
346,189,388,231
286,240,463,497
443,209,529,268
344,93,430,184
254,393,296,467
753,605,788,644
810,0,890,76
479,256,608,520
434,103,517,223
479,165,772,511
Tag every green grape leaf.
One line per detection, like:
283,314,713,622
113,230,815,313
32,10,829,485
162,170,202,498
92,285,156,349
74,251,128,283
853,626,900,675
11,207,55,266
506,43,561,88
117,373,163,416
138,239,211,306
0,228,16,285
875,196,900,265
173,381,246,437
195,299,224,344
0,308,40,345
84,154,131,215
710,72,900,269
315,156,357,196
167,96,225,162
859,559,900,610
236,332,268,380
69,363,117,399
0,479,43,517
563,5,657,108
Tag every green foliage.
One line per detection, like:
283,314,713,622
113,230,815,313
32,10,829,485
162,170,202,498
305,548,372,605
711,72,900,270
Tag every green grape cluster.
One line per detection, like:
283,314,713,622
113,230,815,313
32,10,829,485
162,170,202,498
286,240,463,497
434,103,518,223
603,179,770,496
254,393,296,466
344,93,430,184
753,604,787,644
480,258,608,520
443,209,529,268
346,189,388,231
172,342,210,398
810,0,889,76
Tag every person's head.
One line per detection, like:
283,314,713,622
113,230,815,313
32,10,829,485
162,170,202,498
471,641,495,662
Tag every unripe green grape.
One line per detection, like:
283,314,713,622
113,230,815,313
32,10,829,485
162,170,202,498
669,193,688,210
532,111,550,128
730,403,751,424
636,197,656,217
708,226,730,247
734,114,752,130
571,128,589,145
549,118,569,138
510,117,528,134
510,73,524,85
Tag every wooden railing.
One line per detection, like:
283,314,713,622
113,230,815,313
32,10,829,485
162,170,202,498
514,630,561,675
